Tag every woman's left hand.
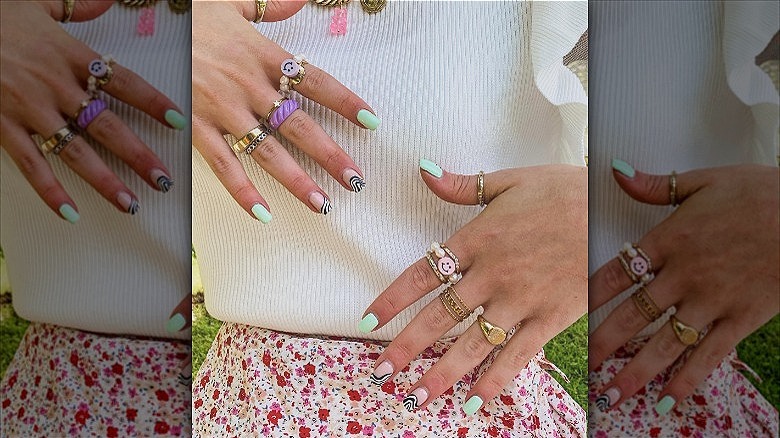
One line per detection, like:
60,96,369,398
360,162,587,413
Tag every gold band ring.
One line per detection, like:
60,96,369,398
232,125,270,154
62,0,75,23
426,242,462,284
670,171,678,207
254,0,267,23
477,315,507,345
670,315,700,346
439,286,472,322
265,99,286,124
631,286,662,321
617,242,654,285
477,171,485,207
39,126,76,155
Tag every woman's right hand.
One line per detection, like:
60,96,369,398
0,1,186,223
192,1,380,223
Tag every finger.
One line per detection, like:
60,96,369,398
464,320,547,415
594,310,708,412
192,122,272,223
401,323,496,412
262,0,307,22
273,108,365,193
589,240,666,310
361,239,473,333
178,355,192,387
610,159,709,206
653,322,739,416
0,120,79,223
588,276,676,373
43,0,113,22
167,294,192,334
417,160,521,206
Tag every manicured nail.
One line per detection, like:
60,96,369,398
342,168,365,193
611,158,635,178
150,169,174,193
358,313,378,334
178,362,192,387
463,395,483,415
419,158,443,178
357,109,380,130
370,361,393,386
116,192,139,215
251,203,272,224
595,386,621,412
654,395,676,416
164,109,187,130
308,192,331,215
59,204,80,224
403,387,428,412
166,313,186,333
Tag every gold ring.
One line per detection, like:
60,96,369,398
477,315,507,345
39,126,76,155
617,242,654,285
254,0,267,23
477,171,485,207
438,286,472,322
669,171,678,207
631,286,662,321
62,0,75,23
265,98,286,123
232,125,269,154
425,242,462,284
670,315,700,346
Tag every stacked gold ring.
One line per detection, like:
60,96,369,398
669,171,678,206
254,0,267,23
39,126,77,155
265,99,286,124
477,315,507,345
61,0,75,23
631,286,662,321
477,171,485,207
232,125,269,154
439,286,472,322
670,315,700,346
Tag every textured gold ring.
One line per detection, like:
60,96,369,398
62,0,75,23
254,0,267,23
477,171,485,207
670,315,700,346
232,125,269,154
265,99,286,123
439,286,472,322
39,126,76,155
669,171,678,207
631,286,662,322
477,315,507,345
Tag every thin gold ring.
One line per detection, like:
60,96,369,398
477,315,507,345
631,286,662,321
438,286,472,322
670,315,700,346
232,125,269,154
62,0,75,23
254,0,267,23
670,171,678,207
265,99,286,123
477,171,485,207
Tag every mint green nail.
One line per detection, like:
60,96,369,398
251,203,272,224
59,204,79,224
358,313,378,334
419,158,443,178
166,313,186,333
357,109,380,130
654,395,676,416
164,109,187,130
611,158,635,178
463,396,483,415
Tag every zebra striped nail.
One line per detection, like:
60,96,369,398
150,168,173,193
342,168,365,193
117,192,140,215
596,386,620,412
308,192,332,215
402,387,428,412
370,361,393,386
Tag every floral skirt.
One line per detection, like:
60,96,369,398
0,322,191,437
588,336,778,437
192,322,586,437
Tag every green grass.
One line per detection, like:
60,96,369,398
545,315,588,409
736,314,780,408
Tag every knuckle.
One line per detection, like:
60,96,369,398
409,262,434,292
644,174,668,200
251,138,281,164
88,111,121,137
321,147,344,170
461,334,490,362
423,303,452,331
60,140,89,162
14,151,44,177
502,348,529,370
107,68,132,91
603,260,629,292
377,292,401,316
304,68,326,90
208,152,237,178
653,333,684,360
477,373,506,397
452,174,473,201
388,340,415,364
614,302,643,333
230,183,256,203
423,367,449,393
283,111,314,139
285,174,309,195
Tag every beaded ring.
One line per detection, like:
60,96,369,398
426,242,462,285
279,55,308,98
617,242,654,285
87,55,116,96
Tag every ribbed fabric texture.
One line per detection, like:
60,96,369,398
0,4,191,339
588,1,779,335
192,1,587,340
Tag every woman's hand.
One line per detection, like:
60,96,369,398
360,162,587,414
0,1,185,222
589,163,779,415
192,2,379,223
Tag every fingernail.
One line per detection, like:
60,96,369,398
419,158,443,178
164,109,187,130
342,168,365,193
166,313,186,333
116,192,140,215
463,395,483,415
150,169,174,193
370,361,393,386
358,313,378,334
654,395,676,416
402,387,428,412
58,204,79,224
595,386,621,412
178,362,192,387
611,158,635,178
357,109,380,130
308,192,332,215
251,203,272,224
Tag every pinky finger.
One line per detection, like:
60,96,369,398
1,125,79,223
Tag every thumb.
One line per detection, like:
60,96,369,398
610,158,705,206
418,159,517,206
263,0,308,22
46,0,114,22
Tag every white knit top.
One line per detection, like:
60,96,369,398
193,1,588,340
0,4,191,340
588,1,779,335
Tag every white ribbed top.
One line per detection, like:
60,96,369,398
0,4,191,340
588,1,779,334
193,1,587,340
